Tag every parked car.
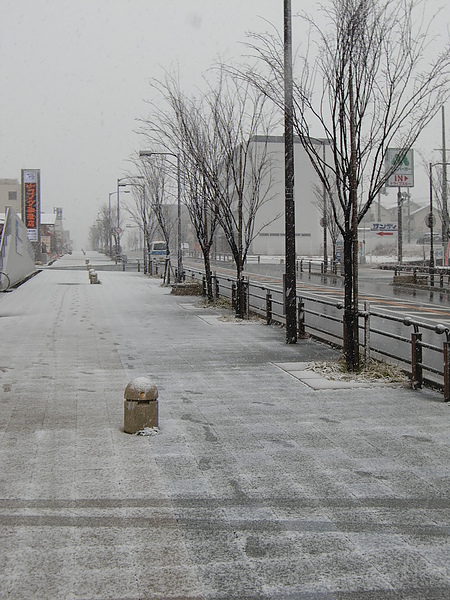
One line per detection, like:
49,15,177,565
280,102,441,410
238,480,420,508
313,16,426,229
416,233,442,245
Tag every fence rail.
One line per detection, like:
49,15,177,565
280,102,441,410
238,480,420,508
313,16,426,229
183,266,450,401
388,264,450,290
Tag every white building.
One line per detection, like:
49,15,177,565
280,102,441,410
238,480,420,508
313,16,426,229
0,179,21,214
248,136,326,257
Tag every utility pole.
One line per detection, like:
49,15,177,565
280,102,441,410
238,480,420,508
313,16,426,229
397,187,403,264
441,106,448,249
284,0,297,344
322,142,328,273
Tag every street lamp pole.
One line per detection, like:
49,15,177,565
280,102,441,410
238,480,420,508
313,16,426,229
441,107,449,252
109,190,129,257
117,179,120,257
429,163,435,286
139,150,183,282
121,178,147,274
108,192,116,256
429,161,450,271
116,177,141,259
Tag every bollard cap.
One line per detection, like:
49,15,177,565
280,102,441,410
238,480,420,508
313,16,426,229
124,377,158,401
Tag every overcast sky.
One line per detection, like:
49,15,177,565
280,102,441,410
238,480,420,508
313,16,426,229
0,0,448,248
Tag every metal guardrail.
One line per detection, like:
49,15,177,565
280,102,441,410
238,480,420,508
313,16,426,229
388,264,450,290
183,266,450,401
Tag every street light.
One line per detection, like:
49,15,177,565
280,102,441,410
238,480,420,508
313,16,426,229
96,213,102,252
429,161,450,275
139,150,183,282
120,177,147,274
116,177,134,258
109,190,129,257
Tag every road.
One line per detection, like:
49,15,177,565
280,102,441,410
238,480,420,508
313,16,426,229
186,258,450,330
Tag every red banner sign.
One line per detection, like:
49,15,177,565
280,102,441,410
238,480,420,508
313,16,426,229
24,181,37,229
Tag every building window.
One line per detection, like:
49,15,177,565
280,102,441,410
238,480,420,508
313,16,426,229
8,191,17,201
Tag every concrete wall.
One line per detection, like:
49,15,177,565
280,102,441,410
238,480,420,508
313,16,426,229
0,207,37,287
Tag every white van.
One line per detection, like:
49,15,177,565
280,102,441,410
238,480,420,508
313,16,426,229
149,240,168,262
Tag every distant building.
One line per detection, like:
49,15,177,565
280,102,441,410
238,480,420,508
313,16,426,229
232,135,328,257
0,179,21,214
245,139,435,259
360,196,442,257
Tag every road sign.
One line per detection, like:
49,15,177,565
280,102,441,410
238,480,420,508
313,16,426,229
425,212,435,229
371,223,397,232
386,148,414,187
376,231,394,236
115,227,122,234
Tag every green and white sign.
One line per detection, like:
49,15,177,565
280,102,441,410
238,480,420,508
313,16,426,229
386,148,414,187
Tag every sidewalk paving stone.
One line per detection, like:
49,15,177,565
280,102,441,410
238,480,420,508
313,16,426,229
1,251,449,599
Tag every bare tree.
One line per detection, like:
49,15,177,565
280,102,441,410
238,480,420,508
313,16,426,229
88,204,111,252
122,181,160,274
138,70,278,311
312,183,342,266
207,71,278,317
140,74,221,300
137,157,177,283
235,0,450,369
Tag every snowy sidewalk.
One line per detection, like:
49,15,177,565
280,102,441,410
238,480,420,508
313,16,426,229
1,251,450,599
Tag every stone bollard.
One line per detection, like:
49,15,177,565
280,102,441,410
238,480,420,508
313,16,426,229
123,377,158,433
89,269,98,284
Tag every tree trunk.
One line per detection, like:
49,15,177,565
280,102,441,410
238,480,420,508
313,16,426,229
203,248,214,301
235,259,245,318
343,232,356,370
349,65,360,371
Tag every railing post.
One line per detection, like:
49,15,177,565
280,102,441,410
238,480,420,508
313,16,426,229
245,278,249,317
214,273,219,299
137,260,140,273
444,341,450,401
411,332,423,389
309,261,312,274
300,259,303,273
266,290,272,325
297,297,307,338
364,301,371,369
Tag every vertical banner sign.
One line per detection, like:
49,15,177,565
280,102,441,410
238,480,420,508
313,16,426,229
21,169,41,242
386,149,415,187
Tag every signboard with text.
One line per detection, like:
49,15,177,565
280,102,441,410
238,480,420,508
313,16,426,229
371,223,397,232
386,149,414,187
21,169,41,242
